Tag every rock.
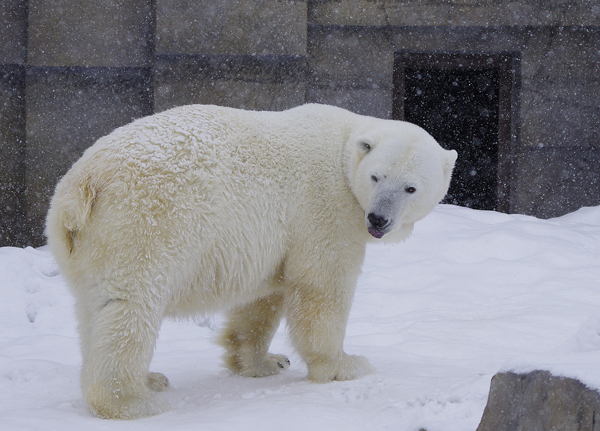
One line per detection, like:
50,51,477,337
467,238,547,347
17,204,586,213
477,370,600,431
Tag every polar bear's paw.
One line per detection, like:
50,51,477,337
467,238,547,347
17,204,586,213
227,352,291,378
87,387,170,420
307,353,375,383
147,372,171,392
248,353,291,377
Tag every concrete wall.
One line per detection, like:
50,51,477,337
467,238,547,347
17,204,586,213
1,0,599,246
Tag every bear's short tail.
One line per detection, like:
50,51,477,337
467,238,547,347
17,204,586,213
48,174,98,255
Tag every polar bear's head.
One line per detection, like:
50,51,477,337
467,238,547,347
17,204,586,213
346,121,457,241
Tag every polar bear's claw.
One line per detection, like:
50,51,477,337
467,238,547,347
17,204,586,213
277,357,291,369
147,372,171,392
232,353,290,378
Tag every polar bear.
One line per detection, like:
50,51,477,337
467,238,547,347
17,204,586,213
45,104,456,419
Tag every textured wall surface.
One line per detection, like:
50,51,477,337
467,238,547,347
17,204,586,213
1,0,599,246
0,65,26,246
0,0,27,64
28,0,153,67
156,0,307,56
154,55,306,113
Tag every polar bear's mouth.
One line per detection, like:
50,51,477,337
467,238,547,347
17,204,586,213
367,227,386,239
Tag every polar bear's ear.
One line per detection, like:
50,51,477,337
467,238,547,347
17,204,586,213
443,149,458,181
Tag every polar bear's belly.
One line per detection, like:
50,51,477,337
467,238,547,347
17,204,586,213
163,215,287,317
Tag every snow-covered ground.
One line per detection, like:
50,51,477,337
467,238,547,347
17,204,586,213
1,204,599,431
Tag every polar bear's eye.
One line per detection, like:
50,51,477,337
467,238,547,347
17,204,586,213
405,186,416,194
362,142,372,152
371,175,378,183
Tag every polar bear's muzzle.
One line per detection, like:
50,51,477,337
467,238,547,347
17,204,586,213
366,212,391,239
365,186,403,239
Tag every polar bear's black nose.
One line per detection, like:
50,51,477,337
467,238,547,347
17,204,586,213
367,213,388,229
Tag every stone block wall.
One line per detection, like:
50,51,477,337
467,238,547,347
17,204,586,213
155,0,306,56
154,55,306,113
153,0,307,114
0,65,26,246
1,0,599,246
307,26,394,118
28,0,154,67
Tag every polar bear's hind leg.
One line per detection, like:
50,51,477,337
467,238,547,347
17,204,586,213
219,292,290,377
81,296,170,419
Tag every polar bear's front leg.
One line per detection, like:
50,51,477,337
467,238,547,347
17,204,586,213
286,284,375,382
80,297,170,419
219,292,290,377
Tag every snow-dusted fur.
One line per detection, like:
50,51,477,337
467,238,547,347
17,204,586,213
45,104,457,419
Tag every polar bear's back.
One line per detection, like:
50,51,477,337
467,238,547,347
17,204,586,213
78,104,347,192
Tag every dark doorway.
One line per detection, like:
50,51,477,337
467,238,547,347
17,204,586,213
393,51,519,213
405,68,499,210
